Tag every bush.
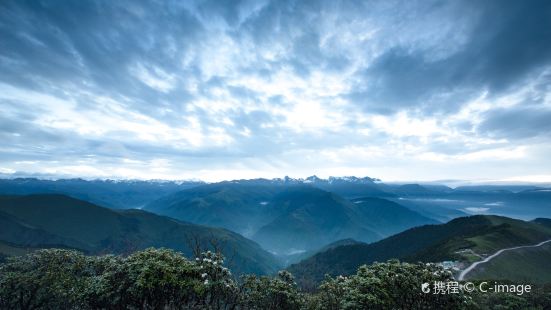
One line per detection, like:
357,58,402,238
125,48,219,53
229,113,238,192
240,270,304,309
0,248,237,309
0,249,101,309
86,248,204,308
312,260,473,309
2,249,549,309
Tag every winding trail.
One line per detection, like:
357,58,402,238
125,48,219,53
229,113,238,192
458,239,551,281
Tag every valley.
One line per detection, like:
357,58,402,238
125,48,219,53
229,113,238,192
1,176,551,290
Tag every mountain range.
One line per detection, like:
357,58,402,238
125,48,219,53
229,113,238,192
1,176,550,285
2,177,549,221
0,178,203,209
144,182,436,254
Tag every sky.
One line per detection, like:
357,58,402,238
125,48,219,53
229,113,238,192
1,0,551,183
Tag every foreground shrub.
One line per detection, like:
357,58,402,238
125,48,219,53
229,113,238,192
86,248,205,308
2,249,550,309
0,249,101,309
240,270,303,309
312,260,473,309
0,248,237,309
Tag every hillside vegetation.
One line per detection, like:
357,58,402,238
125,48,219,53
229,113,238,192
288,215,551,287
2,248,550,309
0,194,279,275
0,248,476,309
467,242,551,284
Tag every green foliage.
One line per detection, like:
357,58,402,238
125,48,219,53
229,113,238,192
86,249,204,308
1,248,550,309
310,260,473,310
0,249,102,309
0,248,257,309
468,283,551,310
240,270,303,309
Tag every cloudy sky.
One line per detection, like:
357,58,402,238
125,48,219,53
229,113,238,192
1,0,550,182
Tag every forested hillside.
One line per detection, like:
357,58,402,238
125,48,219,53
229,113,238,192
289,215,551,287
0,194,279,275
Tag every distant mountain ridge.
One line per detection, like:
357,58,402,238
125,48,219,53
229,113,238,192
2,176,550,253
0,178,204,209
219,175,381,185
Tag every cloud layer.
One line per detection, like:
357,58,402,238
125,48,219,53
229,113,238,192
1,0,550,182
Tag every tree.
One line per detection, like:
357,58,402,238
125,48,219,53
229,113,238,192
88,248,237,309
3,248,549,309
0,248,239,309
312,260,473,310
240,270,304,309
0,249,99,309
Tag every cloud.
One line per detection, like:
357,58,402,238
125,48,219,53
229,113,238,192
353,0,551,111
478,106,551,140
0,0,550,181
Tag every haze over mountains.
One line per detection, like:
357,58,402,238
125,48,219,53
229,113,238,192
2,175,549,220
0,178,203,209
1,175,550,285
144,181,437,254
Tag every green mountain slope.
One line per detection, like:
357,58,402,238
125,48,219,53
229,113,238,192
288,215,551,286
252,188,381,254
146,183,435,254
467,242,551,284
0,240,42,264
350,197,438,236
278,238,366,267
0,194,279,275
144,182,286,237
0,208,86,250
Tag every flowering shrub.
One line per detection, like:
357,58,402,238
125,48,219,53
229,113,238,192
240,270,303,309
312,260,473,309
1,249,549,309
